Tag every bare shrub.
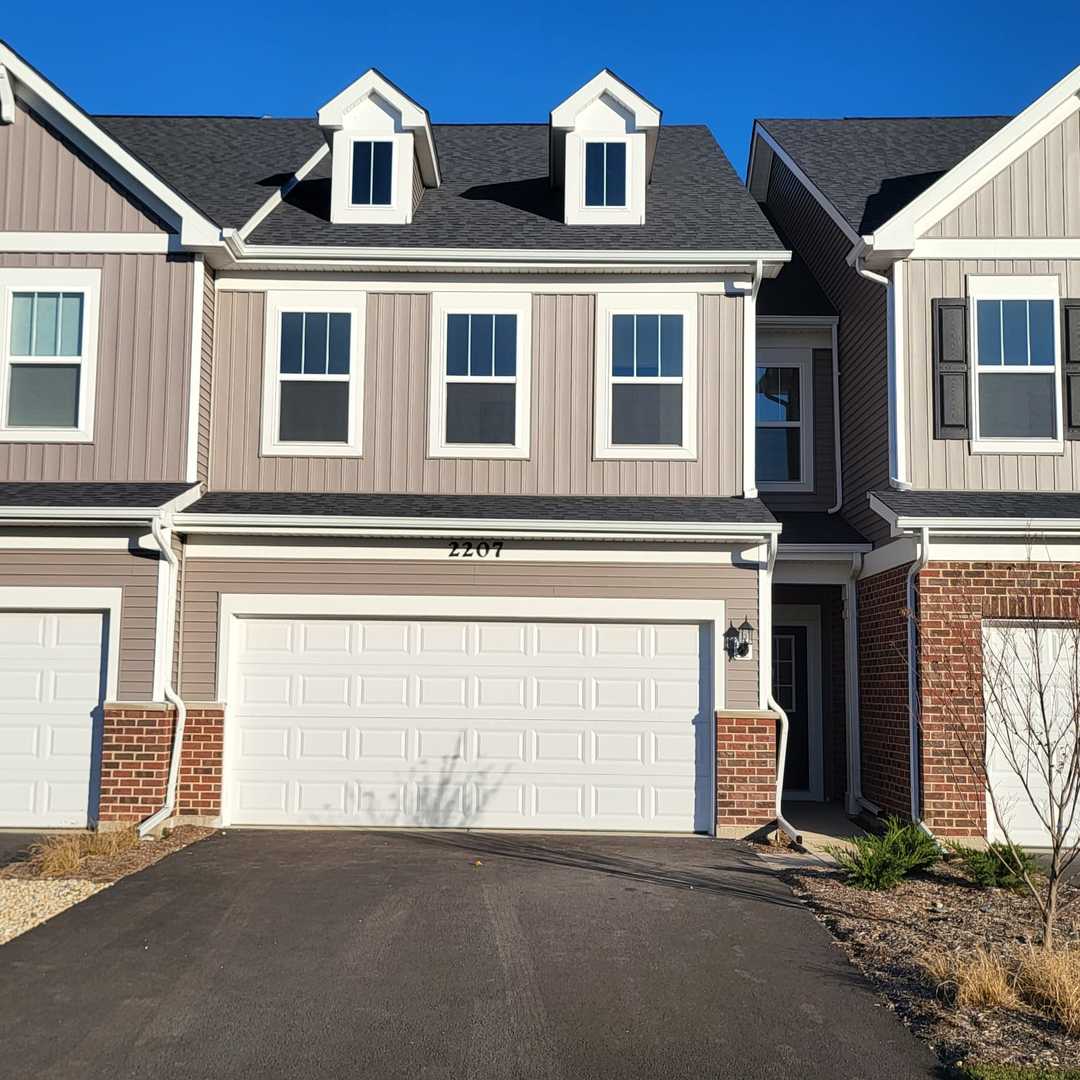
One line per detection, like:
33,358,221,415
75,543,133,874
922,947,1019,1009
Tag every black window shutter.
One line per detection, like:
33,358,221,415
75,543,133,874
1063,299,1080,440
932,298,970,439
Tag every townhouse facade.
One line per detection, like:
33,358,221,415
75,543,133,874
0,39,1076,847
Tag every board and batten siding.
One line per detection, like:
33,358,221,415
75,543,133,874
0,98,167,234
0,546,159,700
196,266,216,482
924,110,1080,239
209,290,744,496
178,555,760,711
764,154,890,539
902,258,1080,490
0,253,195,482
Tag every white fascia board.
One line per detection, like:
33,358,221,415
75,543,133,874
777,543,873,556
868,491,1080,536
0,484,201,523
750,124,861,245
0,43,222,249
160,484,205,515
869,68,1080,252
0,232,173,254
756,315,838,327
0,64,14,124
550,70,661,131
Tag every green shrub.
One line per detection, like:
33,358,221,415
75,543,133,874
827,816,940,891
949,841,1038,891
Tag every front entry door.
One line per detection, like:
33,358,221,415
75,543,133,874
773,626,810,795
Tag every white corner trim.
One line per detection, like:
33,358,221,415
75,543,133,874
887,265,909,487
237,143,330,243
185,256,205,483
0,232,173,254
0,585,122,699
742,265,760,498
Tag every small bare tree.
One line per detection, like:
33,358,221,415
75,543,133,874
913,561,1080,949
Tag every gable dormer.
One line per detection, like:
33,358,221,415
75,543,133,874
549,70,661,226
317,69,439,226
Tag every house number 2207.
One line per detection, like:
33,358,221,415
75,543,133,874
448,540,503,558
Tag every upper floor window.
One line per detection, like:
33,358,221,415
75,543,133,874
594,295,697,460
0,269,99,444
969,275,1061,453
585,142,627,208
261,292,366,458
351,140,393,206
428,293,531,459
755,349,814,491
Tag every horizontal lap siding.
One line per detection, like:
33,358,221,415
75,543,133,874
904,259,1080,489
209,290,743,496
764,156,889,540
0,99,166,233
0,549,159,699
926,110,1080,239
0,253,194,482
178,557,759,711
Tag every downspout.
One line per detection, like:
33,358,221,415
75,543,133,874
826,319,844,514
139,514,188,839
765,532,802,845
906,526,934,836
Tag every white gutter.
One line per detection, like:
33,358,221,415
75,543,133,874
826,318,844,514
139,515,187,839
765,532,802,845
906,526,932,833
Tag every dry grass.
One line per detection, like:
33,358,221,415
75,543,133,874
28,828,140,878
922,947,1020,1009
1017,947,1080,1036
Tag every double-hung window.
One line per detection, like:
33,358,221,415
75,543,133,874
584,142,627,208
261,292,366,457
755,348,813,490
351,140,393,206
969,276,1062,452
594,295,697,460
0,268,99,443
429,294,531,459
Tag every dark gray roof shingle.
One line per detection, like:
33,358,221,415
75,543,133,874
768,510,868,546
0,482,197,508
184,492,778,525
871,490,1080,521
759,116,1012,233
96,116,784,253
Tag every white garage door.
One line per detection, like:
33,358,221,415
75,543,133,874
229,617,711,831
0,611,105,827
983,622,1080,848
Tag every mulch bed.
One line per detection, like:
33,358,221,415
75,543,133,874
784,859,1080,1070
0,826,214,884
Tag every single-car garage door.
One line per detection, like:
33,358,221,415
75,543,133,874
0,611,105,827
229,617,712,831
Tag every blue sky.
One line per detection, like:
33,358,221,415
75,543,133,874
5,0,1080,178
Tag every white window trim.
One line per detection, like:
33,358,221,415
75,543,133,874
755,348,815,493
564,131,646,226
428,292,532,460
967,274,1063,455
329,130,414,226
0,267,100,443
594,293,698,461
260,290,367,458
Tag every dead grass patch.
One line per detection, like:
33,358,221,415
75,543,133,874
28,828,140,878
922,947,1020,1009
1017,947,1080,1037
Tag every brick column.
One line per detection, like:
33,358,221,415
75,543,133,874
99,703,224,825
715,710,777,837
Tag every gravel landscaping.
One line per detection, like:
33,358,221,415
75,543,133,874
784,859,1080,1071
0,826,213,945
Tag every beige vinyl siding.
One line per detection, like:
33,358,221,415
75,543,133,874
210,290,744,496
0,252,194,482
902,258,1080,489
0,99,166,234
0,546,159,699
760,347,836,511
925,110,1080,239
764,155,890,539
179,554,759,710
411,153,424,214
196,266,216,481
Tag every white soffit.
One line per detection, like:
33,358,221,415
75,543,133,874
317,67,440,187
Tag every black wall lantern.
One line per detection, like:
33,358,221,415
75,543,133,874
724,617,755,660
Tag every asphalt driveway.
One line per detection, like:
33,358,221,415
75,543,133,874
0,831,939,1079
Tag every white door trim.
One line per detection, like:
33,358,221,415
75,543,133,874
0,586,121,700
773,603,823,802
216,593,725,831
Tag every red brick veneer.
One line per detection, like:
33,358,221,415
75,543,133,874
99,704,224,823
715,711,777,832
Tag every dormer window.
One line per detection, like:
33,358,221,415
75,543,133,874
351,140,393,206
584,142,626,207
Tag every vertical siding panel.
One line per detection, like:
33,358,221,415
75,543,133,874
1065,110,1080,238
1012,156,1030,237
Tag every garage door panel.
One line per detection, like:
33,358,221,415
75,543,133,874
230,617,710,831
